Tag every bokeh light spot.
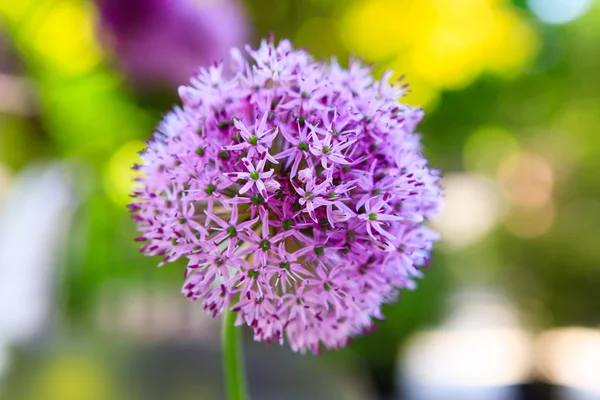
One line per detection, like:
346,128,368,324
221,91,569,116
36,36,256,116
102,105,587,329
528,0,593,25
105,140,146,206
402,289,534,390
536,327,600,395
32,1,103,75
463,127,520,175
342,0,539,101
31,354,114,400
497,152,554,209
434,173,507,249
504,201,556,238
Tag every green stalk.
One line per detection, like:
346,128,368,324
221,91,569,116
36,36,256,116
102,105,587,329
222,307,249,400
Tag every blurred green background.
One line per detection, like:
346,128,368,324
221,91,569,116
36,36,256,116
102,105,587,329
0,0,599,399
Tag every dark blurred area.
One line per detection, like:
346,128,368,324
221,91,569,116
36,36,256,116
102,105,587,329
1,0,599,399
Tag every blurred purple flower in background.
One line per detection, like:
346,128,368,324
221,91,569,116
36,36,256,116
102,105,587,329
96,0,249,88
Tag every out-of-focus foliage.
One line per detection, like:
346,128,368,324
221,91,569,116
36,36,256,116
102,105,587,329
1,0,600,397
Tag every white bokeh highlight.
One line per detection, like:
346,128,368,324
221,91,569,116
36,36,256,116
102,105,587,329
528,0,593,25
433,173,507,249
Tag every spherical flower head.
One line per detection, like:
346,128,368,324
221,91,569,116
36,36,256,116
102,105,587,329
130,37,442,354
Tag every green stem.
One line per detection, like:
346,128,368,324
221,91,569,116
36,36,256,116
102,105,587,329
222,307,249,400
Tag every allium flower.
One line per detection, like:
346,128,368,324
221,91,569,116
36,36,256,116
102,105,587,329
96,0,248,88
130,37,442,354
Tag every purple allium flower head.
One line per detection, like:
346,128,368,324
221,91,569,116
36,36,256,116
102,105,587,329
96,0,249,88
130,37,442,354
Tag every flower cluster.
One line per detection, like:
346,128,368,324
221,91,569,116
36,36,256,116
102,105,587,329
130,37,442,354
